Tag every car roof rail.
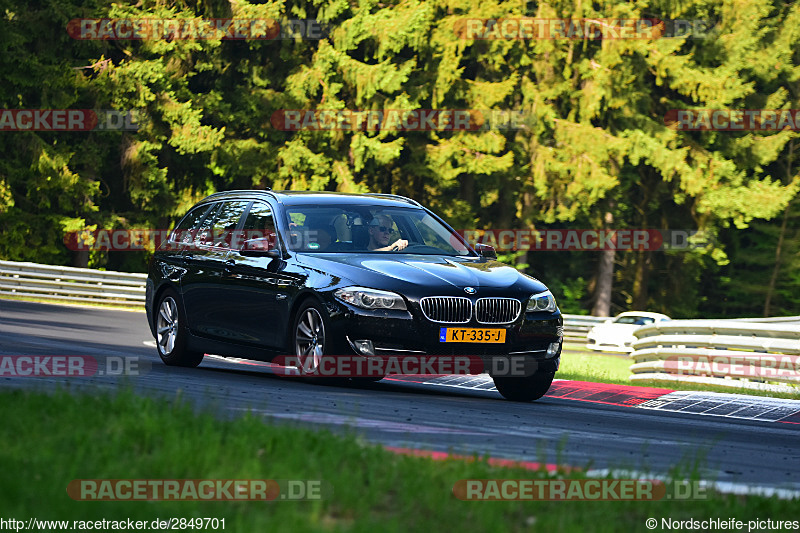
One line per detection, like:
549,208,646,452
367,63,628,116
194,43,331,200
203,189,275,200
366,193,422,207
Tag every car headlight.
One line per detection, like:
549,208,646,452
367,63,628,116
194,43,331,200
526,290,557,313
334,287,407,310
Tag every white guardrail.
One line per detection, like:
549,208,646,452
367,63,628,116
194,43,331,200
0,260,609,333
6,259,796,395
561,314,607,341
0,260,146,306
630,319,800,392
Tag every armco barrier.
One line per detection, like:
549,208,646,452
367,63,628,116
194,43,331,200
561,314,606,341
0,260,146,306
0,260,622,339
629,320,800,392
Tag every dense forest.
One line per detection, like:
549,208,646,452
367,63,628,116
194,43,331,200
1,0,799,318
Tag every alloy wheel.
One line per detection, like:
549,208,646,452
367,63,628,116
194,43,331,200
295,307,325,374
156,296,179,356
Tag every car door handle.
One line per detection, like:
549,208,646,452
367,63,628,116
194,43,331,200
224,259,236,271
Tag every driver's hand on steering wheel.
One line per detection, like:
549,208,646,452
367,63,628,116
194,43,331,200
391,239,409,251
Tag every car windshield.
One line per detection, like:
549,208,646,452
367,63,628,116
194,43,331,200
283,204,471,255
614,316,656,325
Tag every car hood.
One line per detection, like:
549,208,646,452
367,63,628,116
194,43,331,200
296,254,548,297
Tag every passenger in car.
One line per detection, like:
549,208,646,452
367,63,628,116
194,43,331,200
368,215,408,251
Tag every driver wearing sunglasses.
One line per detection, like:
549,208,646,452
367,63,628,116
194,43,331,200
367,215,408,251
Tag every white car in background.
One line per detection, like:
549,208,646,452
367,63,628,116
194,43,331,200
586,311,670,353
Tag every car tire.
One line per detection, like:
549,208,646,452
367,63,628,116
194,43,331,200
154,289,204,367
493,371,555,402
291,300,332,378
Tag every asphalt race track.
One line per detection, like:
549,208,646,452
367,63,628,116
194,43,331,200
2,299,799,493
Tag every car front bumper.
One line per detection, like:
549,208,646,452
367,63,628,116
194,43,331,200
324,299,563,374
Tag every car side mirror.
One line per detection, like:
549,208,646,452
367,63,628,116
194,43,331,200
474,243,497,259
240,238,281,258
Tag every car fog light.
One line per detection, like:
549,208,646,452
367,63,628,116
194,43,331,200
353,339,374,356
546,342,560,358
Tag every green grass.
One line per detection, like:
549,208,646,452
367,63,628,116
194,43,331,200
561,341,598,354
0,388,796,532
559,350,633,383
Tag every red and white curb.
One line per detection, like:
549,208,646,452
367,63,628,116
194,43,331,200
201,354,800,424
384,375,800,424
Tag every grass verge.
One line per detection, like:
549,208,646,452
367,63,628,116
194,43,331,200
0,388,796,532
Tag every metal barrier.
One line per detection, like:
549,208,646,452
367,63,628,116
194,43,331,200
561,314,607,342
0,260,146,306
730,316,800,323
630,320,800,392
0,260,684,350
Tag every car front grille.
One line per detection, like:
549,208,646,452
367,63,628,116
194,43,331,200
475,298,522,324
419,297,472,323
419,296,522,324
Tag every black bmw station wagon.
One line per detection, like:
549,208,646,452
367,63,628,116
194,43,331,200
145,190,563,401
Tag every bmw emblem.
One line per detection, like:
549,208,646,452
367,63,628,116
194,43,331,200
464,287,476,294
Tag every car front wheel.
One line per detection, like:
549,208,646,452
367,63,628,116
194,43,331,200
292,300,328,376
493,371,555,402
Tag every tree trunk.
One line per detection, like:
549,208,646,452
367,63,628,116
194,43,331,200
631,167,652,310
591,211,615,317
631,250,651,310
764,138,795,317
460,175,474,208
496,181,514,229
764,204,789,317
71,250,89,268
516,190,535,273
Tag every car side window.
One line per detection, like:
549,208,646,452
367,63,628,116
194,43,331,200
170,204,212,244
239,202,277,250
196,201,250,249
191,203,222,246
215,201,251,249
178,203,220,245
